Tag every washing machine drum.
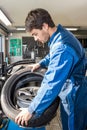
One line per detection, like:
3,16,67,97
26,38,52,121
1,69,60,127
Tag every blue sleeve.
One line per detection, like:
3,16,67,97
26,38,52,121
39,54,50,68
28,45,74,115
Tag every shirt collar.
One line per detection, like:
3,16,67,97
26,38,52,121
48,25,59,47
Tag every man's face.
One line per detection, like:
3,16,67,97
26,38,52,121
30,23,50,44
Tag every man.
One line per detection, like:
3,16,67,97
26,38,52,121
15,8,87,130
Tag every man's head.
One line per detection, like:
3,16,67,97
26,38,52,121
25,8,55,43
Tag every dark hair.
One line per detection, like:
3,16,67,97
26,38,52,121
25,8,55,32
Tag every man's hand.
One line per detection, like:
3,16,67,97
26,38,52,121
15,108,32,126
27,63,40,72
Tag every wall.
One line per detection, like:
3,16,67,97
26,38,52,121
8,32,49,63
8,32,30,63
0,28,8,61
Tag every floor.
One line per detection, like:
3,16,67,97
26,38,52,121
46,108,62,130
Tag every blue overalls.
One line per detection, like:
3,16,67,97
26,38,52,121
27,24,87,130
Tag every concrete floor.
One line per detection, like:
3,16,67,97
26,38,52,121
46,108,62,130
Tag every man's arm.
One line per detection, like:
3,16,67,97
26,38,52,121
39,53,50,68
26,54,50,72
28,47,74,115
15,46,73,126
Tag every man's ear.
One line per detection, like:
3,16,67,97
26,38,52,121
42,23,49,31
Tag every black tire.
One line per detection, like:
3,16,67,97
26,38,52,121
1,68,60,127
0,80,3,94
0,80,5,109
